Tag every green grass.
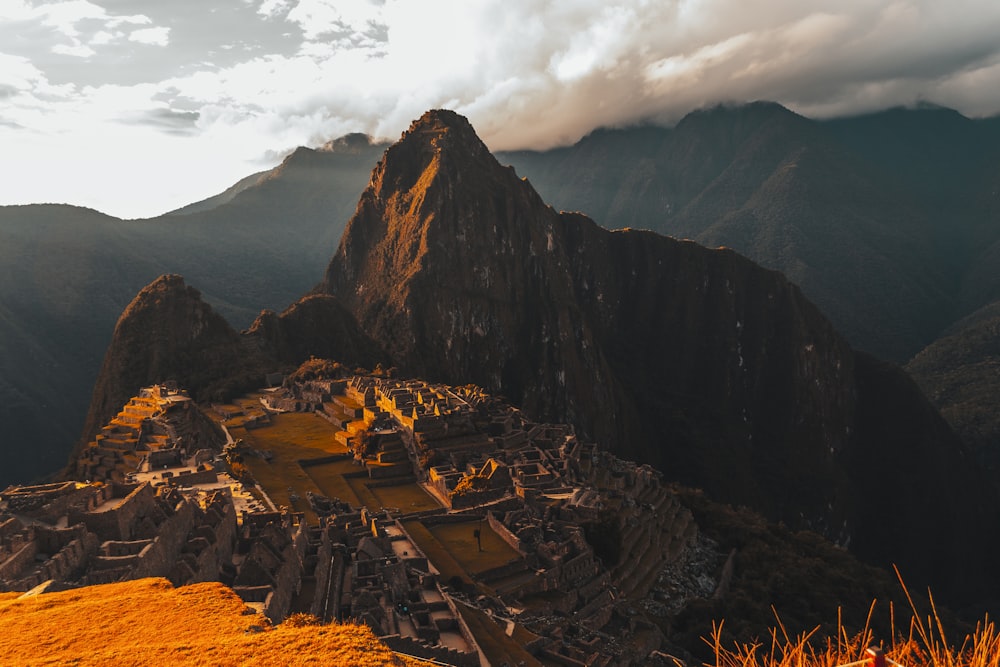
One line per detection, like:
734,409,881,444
302,459,365,508
401,520,472,586
368,483,441,513
235,412,347,522
428,521,521,576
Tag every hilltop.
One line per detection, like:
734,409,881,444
0,578,427,666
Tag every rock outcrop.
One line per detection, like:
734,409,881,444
79,276,387,459
320,109,1000,605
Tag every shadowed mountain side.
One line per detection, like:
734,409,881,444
0,138,386,485
0,204,171,487
321,109,1000,605
501,102,1000,362
906,301,1000,478
849,352,1000,612
246,294,387,367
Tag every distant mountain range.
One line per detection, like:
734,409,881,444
78,109,1000,610
1,101,998,505
0,136,386,486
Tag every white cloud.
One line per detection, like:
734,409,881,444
258,0,293,19
129,26,170,46
285,0,384,39
51,42,95,57
5,0,1000,218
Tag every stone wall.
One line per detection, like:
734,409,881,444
487,511,525,555
70,483,153,542
380,635,479,667
131,497,197,582
263,522,307,624
164,469,218,486
188,503,237,583
0,540,37,581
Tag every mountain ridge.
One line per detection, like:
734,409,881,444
4,100,999,506
304,108,1000,605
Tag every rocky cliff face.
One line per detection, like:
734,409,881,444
79,275,256,448
321,110,1000,604
323,110,853,521
79,275,386,456
246,294,386,367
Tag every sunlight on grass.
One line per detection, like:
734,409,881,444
711,568,1000,667
0,578,430,666
368,483,441,513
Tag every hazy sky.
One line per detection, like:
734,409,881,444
3,0,1000,219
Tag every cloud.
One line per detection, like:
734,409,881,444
284,0,386,40
119,107,200,135
4,0,1000,219
51,42,95,57
129,26,169,46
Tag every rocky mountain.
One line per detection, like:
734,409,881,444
500,102,1000,363
0,137,386,487
77,275,385,456
312,109,999,606
6,100,1000,512
906,300,1000,477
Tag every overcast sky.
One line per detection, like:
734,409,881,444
3,0,1000,219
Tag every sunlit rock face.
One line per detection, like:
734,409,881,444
319,109,1000,605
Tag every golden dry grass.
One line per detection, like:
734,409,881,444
0,578,428,666
711,572,1000,667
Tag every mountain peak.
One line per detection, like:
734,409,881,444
366,108,497,200
318,132,379,154
324,109,544,301
407,108,479,139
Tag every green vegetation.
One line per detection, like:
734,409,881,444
906,303,1000,477
233,412,346,521
428,521,521,576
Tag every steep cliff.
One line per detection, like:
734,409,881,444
78,275,265,449
321,109,1000,604
246,294,386,368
